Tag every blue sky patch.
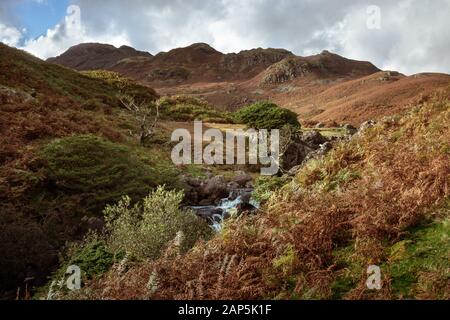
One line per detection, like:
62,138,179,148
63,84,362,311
14,0,70,39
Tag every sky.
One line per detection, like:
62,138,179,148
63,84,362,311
1,0,450,75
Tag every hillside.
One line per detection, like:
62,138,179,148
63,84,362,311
48,43,450,125
47,43,152,71
0,43,170,296
67,87,450,300
1,41,449,301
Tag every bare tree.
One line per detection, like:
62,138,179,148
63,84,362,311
119,94,160,145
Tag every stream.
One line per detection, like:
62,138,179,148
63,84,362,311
191,188,260,231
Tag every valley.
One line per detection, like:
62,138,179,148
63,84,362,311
0,40,449,301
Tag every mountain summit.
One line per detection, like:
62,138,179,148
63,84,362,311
47,42,450,125
47,43,152,71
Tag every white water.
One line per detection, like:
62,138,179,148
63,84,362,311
191,190,260,232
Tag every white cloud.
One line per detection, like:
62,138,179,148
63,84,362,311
20,5,130,59
2,0,450,74
0,23,22,46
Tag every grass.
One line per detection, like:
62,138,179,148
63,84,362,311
303,127,348,138
387,219,450,299
35,134,180,217
158,95,234,123
77,88,449,300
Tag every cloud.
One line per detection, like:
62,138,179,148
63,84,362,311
21,5,130,59
0,23,22,46
1,0,450,74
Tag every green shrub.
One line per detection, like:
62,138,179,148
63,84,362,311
104,186,213,260
66,239,115,280
234,102,300,129
37,135,179,217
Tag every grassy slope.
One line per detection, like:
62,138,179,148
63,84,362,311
0,44,174,294
81,88,449,300
0,43,158,103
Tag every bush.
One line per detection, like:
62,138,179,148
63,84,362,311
67,239,115,280
234,102,300,129
104,186,213,260
38,134,179,216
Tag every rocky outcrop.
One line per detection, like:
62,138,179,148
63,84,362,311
47,43,152,71
263,57,314,84
203,175,229,203
358,120,377,134
280,130,335,172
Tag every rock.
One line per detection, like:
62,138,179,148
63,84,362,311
288,165,302,176
343,124,357,135
302,141,333,164
193,206,224,221
301,130,328,148
240,192,252,204
202,175,228,203
233,173,252,187
204,170,214,179
236,202,258,215
359,120,377,133
0,85,36,104
280,139,313,171
183,176,202,187
198,199,213,206
245,181,254,189
315,122,326,128
227,181,240,190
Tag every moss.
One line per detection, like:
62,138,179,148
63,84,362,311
330,244,364,299
387,220,450,299
35,134,180,221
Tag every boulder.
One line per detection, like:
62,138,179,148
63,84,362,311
233,173,253,187
202,175,229,203
303,141,333,164
343,124,358,135
280,139,313,171
193,207,224,222
236,202,258,215
301,130,328,148
359,120,377,133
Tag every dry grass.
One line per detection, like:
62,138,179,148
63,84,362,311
71,88,450,300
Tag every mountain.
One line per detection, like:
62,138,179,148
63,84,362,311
49,42,296,84
47,43,153,71
48,43,450,125
2,41,450,301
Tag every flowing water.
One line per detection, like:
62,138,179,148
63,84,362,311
191,189,260,232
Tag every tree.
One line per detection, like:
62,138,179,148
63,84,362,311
119,94,160,145
234,101,300,130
